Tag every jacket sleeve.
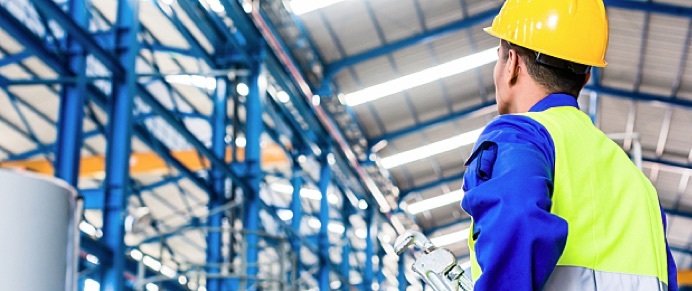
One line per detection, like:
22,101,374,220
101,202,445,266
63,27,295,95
461,115,568,291
660,204,678,291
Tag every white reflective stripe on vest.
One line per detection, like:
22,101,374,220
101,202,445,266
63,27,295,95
543,266,667,291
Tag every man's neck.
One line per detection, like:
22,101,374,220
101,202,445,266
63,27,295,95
511,85,549,114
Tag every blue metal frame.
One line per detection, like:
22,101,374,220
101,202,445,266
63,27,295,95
53,0,88,186
242,58,265,290
100,0,140,289
206,77,228,291
318,149,333,290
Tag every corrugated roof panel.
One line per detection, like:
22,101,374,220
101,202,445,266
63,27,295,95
348,55,396,90
0,28,24,54
320,2,383,56
663,106,692,156
369,0,423,43
634,103,668,150
0,122,35,153
420,0,464,30
599,95,632,134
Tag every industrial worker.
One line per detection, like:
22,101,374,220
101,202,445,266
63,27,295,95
460,0,678,290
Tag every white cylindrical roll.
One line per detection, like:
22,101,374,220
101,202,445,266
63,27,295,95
0,169,81,291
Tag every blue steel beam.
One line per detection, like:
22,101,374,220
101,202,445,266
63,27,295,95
290,162,303,280
603,0,692,18
81,175,185,209
364,208,374,290
100,0,140,289
370,100,496,145
320,7,501,92
584,85,692,108
54,0,89,186
340,200,351,291
318,150,332,290
243,59,264,290
206,77,227,291
398,253,407,290
0,51,31,67
150,0,216,66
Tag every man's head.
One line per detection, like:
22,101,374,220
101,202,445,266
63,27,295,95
493,41,591,114
484,0,609,114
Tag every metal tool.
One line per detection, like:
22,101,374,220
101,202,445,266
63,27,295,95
394,230,474,291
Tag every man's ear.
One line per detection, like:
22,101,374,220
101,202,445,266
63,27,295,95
582,72,592,88
506,49,519,85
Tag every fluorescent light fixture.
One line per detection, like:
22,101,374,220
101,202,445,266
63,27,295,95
312,94,321,106
84,279,100,291
198,286,207,291
143,256,162,271
330,281,342,289
406,189,465,215
242,1,253,13
79,221,98,237
164,75,216,91
161,265,177,278
307,218,346,234
290,0,347,15
236,83,249,96
86,254,99,265
277,91,290,103
235,135,247,148
358,199,368,210
130,249,143,261
328,222,345,234
430,227,471,247
355,228,367,239
204,0,224,12
178,276,188,285
344,46,498,106
382,127,484,169
146,283,160,291
269,183,326,201
328,193,339,204
308,217,321,228
278,209,294,221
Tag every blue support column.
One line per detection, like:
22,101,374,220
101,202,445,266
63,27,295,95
207,77,228,291
364,208,374,291
54,0,88,186
398,254,407,290
243,58,265,290
318,150,332,290
377,247,385,289
588,91,600,124
290,162,303,281
101,1,140,290
340,202,351,291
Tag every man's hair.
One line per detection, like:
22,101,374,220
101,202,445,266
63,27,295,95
500,41,588,98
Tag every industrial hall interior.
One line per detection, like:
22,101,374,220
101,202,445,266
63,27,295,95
0,0,691,290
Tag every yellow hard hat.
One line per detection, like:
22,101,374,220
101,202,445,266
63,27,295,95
484,0,609,67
